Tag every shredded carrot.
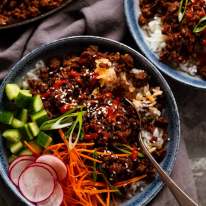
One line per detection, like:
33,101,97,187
24,141,42,156
58,129,69,146
78,153,102,163
75,189,118,194
44,129,147,206
96,194,106,206
114,175,147,187
109,154,130,157
77,142,95,146
106,188,110,206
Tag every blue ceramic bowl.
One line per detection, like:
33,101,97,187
0,36,180,206
125,0,206,89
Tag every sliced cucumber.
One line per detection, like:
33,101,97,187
15,90,33,108
28,122,40,137
36,131,52,148
22,124,33,140
19,109,28,123
11,118,24,128
21,90,31,94
0,111,14,125
5,84,20,100
32,95,43,113
2,129,21,143
31,110,48,126
10,141,23,154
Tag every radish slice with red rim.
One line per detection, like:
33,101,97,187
36,155,67,181
9,159,34,186
9,155,35,171
37,182,63,206
18,165,55,203
30,162,57,180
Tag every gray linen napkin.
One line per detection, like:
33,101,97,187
0,0,198,205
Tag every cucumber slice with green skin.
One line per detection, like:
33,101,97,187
10,141,24,154
19,148,32,156
2,129,21,143
32,95,43,113
0,111,14,125
28,122,40,137
36,131,52,148
12,118,24,128
5,84,20,100
21,90,31,94
20,109,28,123
22,124,34,141
31,110,48,126
15,90,33,108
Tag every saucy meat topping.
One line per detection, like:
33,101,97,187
0,0,65,26
24,46,168,198
139,0,206,78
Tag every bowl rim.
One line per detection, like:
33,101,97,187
124,0,206,90
0,0,72,31
0,35,180,206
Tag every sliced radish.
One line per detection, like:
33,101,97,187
9,155,35,171
37,182,63,206
18,165,55,203
30,162,57,180
9,159,34,186
36,155,67,181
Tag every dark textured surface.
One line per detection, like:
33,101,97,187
169,78,206,206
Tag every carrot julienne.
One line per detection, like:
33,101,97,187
114,175,147,187
43,129,146,206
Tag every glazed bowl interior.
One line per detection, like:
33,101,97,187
0,36,180,206
125,0,206,89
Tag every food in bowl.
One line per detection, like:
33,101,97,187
139,0,206,79
0,0,65,26
0,46,169,205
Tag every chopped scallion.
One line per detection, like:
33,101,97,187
40,107,83,130
178,0,188,22
193,16,206,33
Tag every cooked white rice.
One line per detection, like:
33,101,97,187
142,16,197,76
142,17,166,55
21,60,45,88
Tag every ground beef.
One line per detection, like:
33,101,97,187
0,0,65,26
139,0,206,79
27,46,168,196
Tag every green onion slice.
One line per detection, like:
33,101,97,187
193,16,206,33
67,109,84,150
178,0,188,22
40,107,83,130
114,143,131,154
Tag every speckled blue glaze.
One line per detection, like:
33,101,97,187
124,0,206,89
0,36,180,206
